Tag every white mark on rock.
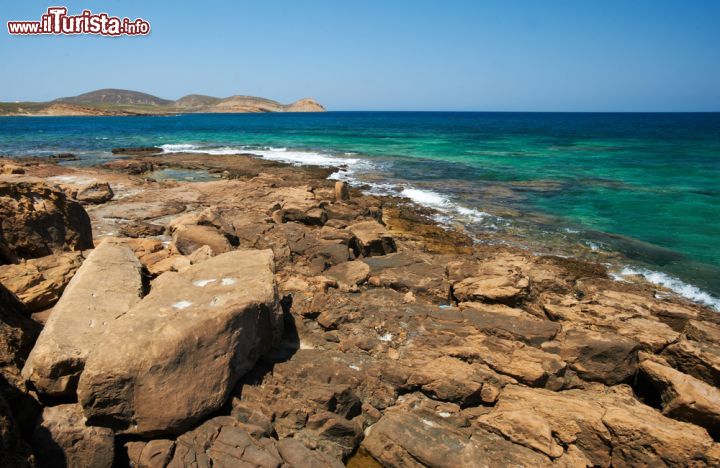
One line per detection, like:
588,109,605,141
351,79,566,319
438,412,452,418
192,278,217,287
379,332,393,342
421,418,438,427
349,365,361,371
173,300,192,310
299,341,314,350
221,277,236,286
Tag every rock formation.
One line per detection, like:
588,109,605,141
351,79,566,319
22,240,144,397
0,176,93,264
0,154,718,466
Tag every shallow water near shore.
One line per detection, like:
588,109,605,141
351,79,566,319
1,112,719,308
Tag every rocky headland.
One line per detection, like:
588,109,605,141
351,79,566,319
0,89,325,116
1,149,719,467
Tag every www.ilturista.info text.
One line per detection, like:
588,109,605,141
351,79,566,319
7,7,150,36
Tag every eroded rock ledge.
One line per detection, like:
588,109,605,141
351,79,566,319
0,154,719,468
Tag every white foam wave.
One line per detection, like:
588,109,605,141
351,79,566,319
613,266,720,312
160,143,365,170
160,143,198,152
400,187,489,224
401,188,449,209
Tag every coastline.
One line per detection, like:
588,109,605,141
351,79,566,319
2,149,720,466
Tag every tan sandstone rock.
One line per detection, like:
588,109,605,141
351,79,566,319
172,224,232,255
640,358,720,437
334,181,349,202
0,252,84,312
22,240,143,397
347,221,396,257
78,249,280,436
324,261,370,289
76,182,114,204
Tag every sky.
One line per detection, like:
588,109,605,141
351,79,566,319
1,1,719,111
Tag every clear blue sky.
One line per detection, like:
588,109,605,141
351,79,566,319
1,0,719,111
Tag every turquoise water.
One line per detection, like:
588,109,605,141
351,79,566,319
1,112,718,307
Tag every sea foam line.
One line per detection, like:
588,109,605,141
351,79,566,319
160,143,366,169
612,266,720,312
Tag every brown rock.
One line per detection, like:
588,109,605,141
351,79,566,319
481,384,718,467
0,175,93,263
126,439,175,468
685,320,720,346
325,261,370,288
545,328,639,385
362,252,447,299
334,181,349,202
119,220,165,238
347,221,396,257
0,252,84,312
166,415,341,468
172,224,232,255
32,404,114,468
445,334,567,389
101,159,154,175
662,339,720,387
452,272,529,304
639,359,720,437
459,302,560,346
0,384,34,467
78,250,280,435
76,182,113,204
1,164,25,175
0,283,40,386
22,240,144,397
362,393,549,467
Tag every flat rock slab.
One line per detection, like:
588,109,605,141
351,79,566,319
22,240,143,397
78,249,281,436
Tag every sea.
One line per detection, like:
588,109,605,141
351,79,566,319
1,112,718,310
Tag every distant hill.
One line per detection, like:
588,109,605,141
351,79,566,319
56,89,173,106
174,94,222,108
0,89,326,116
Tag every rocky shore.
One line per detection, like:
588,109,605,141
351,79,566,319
1,150,719,467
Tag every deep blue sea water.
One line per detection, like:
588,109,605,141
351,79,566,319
1,112,719,308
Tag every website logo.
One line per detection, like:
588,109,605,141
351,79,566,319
7,7,150,36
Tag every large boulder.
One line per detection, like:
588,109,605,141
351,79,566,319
0,176,93,264
22,240,144,397
32,404,114,468
0,252,84,312
78,249,281,436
